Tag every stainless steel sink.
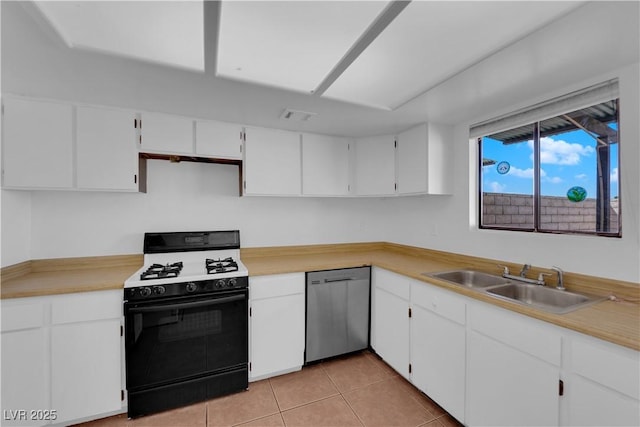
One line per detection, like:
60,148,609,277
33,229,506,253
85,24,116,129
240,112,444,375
425,269,603,314
486,283,603,314
425,270,510,289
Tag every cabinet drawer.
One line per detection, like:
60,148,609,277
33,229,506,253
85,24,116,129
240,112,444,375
470,302,561,366
51,290,122,324
1,301,45,332
250,273,304,300
571,337,640,400
411,282,465,325
372,268,411,300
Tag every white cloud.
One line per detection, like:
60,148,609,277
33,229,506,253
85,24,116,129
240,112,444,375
543,176,563,184
488,181,506,192
611,167,619,183
507,166,562,184
528,137,594,165
575,173,588,180
541,168,562,184
507,166,534,178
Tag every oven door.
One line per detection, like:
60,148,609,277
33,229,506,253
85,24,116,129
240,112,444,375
124,289,248,392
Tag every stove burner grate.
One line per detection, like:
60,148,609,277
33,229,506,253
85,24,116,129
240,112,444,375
140,262,183,280
206,257,239,274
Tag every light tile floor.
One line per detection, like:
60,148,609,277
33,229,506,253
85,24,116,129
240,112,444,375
75,351,463,427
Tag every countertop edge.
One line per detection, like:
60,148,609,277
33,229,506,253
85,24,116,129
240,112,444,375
2,244,638,351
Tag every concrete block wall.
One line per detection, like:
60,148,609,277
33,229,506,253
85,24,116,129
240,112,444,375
482,193,619,232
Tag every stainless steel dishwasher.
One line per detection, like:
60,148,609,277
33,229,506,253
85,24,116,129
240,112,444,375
305,267,370,363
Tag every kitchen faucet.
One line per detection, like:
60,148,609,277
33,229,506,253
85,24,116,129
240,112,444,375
498,264,547,286
551,266,566,291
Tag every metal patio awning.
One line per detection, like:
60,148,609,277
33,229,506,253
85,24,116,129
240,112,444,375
488,100,618,145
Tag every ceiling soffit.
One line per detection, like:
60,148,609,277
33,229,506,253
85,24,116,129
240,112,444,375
31,1,586,111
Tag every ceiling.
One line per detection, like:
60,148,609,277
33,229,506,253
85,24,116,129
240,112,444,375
32,1,585,111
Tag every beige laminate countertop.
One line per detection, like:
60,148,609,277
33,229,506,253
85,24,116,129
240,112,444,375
0,254,142,299
1,243,638,351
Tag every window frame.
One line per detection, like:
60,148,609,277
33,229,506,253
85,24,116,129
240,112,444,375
477,101,621,238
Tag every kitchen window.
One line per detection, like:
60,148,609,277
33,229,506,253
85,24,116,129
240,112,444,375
472,80,621,237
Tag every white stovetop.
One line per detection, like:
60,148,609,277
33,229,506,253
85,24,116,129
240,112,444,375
124,249,248,288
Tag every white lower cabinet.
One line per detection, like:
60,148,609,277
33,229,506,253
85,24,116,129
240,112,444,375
372,268,466,422
410,282,466,423
0,291,124,426
249,273,305,381
467,302,561,427
50,291,123,424
1,301,48,427
564,335,640,426
371,268,411,379
370,268,640,427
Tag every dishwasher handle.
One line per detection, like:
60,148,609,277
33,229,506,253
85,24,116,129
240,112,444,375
324,277,356,283
309,277,355,285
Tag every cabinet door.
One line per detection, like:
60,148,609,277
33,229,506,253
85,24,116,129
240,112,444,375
467,331,559,426
76,106,139,191
244,127,301,196
567,376,639,426
425,123,453,195
397,124,428,195
301,134,350,196
1,329,48,426
2,97,73,189
411,305,465,423
566,336,640,426
250,293,305,380
354,135,396,196
195,119,242,159
372,286,410,378
139,112,193,154
51,319,122,423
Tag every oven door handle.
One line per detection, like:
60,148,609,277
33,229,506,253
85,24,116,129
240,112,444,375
128,294,245,313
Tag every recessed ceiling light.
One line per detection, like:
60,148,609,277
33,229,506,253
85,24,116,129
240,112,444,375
34,1,205,72
217,1,388,93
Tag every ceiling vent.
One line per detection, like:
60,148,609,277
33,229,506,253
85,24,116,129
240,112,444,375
280,108,317,122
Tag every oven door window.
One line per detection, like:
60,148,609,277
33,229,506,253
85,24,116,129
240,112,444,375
125,291,248,390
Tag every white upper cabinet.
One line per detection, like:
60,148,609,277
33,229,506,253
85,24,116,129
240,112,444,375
139,112,194,154
354,135,396,196
425,122,453,195
195,120,243,160
76,106,139,191
396,124,428,195
301,133,351,196
2,97,73,189
243,126,301,196
397,122,453,195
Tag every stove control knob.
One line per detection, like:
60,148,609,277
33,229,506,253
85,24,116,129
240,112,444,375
216,279,226,289
153,286,166,295
140,287,152,298
186,282,198,293
228,278,237,288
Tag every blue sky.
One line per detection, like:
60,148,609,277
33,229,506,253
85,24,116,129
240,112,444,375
482,128,619,199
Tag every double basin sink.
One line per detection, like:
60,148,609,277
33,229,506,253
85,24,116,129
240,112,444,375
424,270,603,314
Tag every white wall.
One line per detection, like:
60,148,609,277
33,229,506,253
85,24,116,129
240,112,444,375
27,161,393,259
1,190,32,266
387,63,640,283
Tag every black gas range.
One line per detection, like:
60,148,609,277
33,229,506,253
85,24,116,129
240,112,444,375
123,230,249,418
